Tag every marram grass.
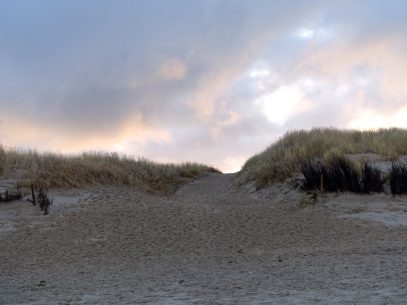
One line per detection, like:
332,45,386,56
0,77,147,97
0,147,219,194
301,155,384,194
390,162,407,195
238,128,407,189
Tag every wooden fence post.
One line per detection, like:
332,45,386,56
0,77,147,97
31,183,36,206
320,174,324,193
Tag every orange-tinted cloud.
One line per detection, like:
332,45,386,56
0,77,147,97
0,112,171,154
298,34,407,104
210,111,242,142
159,58,187,81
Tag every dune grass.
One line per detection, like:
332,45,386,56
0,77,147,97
301,155,384,194
238,128,407,189
390,162,407,195
0,146,219,194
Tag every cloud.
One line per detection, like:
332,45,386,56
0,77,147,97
210,111,241,142
254,85,304,126
348,105,407,130
189,67,239,121
159,58,187,81
0,111,171,153
0,0,407,172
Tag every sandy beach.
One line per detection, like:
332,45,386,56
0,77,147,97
0,172,406,304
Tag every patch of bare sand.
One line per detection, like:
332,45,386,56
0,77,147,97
0,190,94,237
0,173,406,304
326,193,407,227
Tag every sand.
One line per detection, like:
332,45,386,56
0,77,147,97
1,173,407,304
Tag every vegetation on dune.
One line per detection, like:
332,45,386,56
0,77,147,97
390,162,407,195
0,146,219,194
301,154,384,194
238,128,407,189
302,154,360,193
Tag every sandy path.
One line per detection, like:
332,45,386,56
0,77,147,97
0,173,407,304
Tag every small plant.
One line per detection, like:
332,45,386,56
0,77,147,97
390,162,407,195
37,188,53,215
299,191,319,207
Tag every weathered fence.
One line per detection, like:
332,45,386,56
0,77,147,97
0,187,22,202
0,183,53,215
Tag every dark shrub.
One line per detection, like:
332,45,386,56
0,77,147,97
301,159,323,191
325,156,361,192
302,157,384,193
390,162,407,195
302,156,361,192
361,163,384,193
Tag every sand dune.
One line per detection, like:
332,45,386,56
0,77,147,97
1,173,407,304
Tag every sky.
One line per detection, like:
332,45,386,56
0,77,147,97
0,0,406,172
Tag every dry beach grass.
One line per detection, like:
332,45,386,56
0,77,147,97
0,147,218,194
